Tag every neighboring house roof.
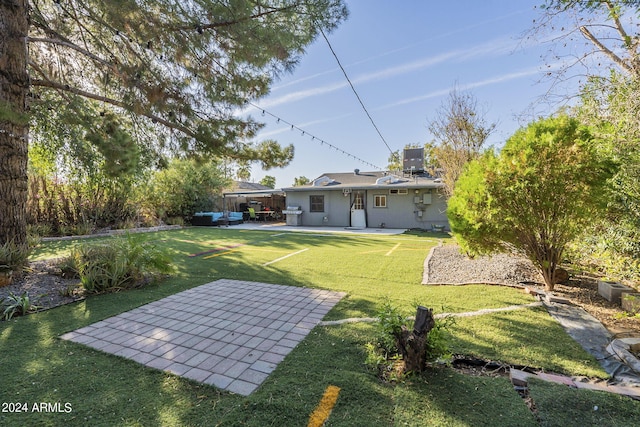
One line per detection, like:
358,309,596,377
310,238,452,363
223,181,285,197
283,171,443,192
229,181,273,191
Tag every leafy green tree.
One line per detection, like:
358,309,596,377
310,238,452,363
573,72,640,263
448,115,617,290
259,175,276,189
0,0,348,245
144,158,230,220
386,150,401,172
293,176,310,186
536,2,640,270
577,72,640,210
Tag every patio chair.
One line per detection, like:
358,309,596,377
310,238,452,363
248,207,257,221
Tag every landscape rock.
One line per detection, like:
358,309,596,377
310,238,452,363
424,245,543,286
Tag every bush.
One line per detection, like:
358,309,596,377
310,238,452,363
375,301,407,356
0,240,31,272
1,291,40,320
27,173,141,235
448,115,617,290
61,235,174,293
565,221,640,282
143,158,229,221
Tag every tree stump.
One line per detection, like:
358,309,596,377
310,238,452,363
395,306,435,373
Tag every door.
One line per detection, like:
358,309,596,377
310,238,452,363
350,191,367,228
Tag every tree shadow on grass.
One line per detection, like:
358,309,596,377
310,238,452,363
0,227,445,425
448,308,607,378
218,323,398,426
393,368,537,427
2,228,393,426
528,378,640,427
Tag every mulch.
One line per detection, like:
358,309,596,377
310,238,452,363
0,260,84,315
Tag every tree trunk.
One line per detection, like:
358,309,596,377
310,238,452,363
0,0,29,246
542,267,555,292
395,306,435,373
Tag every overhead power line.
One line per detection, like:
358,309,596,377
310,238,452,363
319,28,394,155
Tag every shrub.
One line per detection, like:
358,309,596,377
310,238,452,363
1,291,40,320
27,172,140,235
375,301,407,356
143,158,229,221
0,240,31,272
165,217,185,226
448,115,617,290
565,221,640,282
61,235,174,293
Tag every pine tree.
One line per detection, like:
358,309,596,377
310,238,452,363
0,0,348,244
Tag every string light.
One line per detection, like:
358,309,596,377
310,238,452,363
248,102,382,170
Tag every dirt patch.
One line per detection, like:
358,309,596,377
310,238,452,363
552,276,640,337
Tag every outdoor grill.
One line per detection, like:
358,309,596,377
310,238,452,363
282,206,303,226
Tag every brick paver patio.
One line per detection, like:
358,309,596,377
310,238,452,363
60,279,345,395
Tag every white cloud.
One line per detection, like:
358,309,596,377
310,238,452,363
378,65,549,110
271,8,531,93
262,36,520,109
259,80,349,108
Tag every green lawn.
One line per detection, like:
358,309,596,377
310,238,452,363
1,227,634,426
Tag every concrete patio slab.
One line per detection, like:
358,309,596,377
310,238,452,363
60,279,346,396
227,221,407,235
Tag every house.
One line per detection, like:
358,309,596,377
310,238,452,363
282,170,448,230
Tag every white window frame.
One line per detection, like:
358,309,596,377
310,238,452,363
374,194,387,208
389,188,408,195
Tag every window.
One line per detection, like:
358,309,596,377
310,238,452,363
389,188,408,195
310,195,324,212
374,194,387,208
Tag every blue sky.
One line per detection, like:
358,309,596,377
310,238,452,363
247,1,580,188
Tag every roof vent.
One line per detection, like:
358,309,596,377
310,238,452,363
354,168,360,175
375,175,402,185
312,176,334,186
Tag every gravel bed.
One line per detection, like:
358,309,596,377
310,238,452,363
0,260,83,314
424,245,543,286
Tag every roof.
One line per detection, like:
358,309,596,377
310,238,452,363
223,188,285,197
222,181,285,197
229,181,273,191
283,171,443,192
